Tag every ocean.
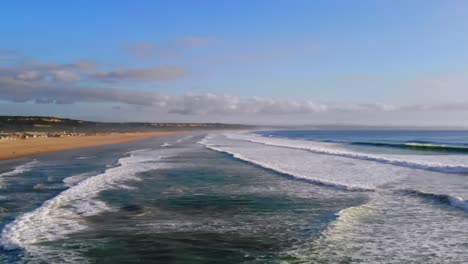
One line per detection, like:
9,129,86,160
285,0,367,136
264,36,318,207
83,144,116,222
0,130,467,263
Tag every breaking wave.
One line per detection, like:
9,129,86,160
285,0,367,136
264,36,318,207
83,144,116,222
204,144,365,191
226,133,468,174
0,160,37,178
350,141,468,153
62,172,100,187
0,160,38,188
400,189,468,212
0,148,176,252
199,135,413,191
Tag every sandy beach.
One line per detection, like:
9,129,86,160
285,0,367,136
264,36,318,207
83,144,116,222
0,131,192,160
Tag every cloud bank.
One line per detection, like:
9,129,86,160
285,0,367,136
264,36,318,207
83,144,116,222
0,73,395,114
1,69,466,117
0,60,187,84
1,55,467,124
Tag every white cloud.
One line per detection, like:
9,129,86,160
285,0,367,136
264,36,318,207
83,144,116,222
49,70,81,82
1,56,468,125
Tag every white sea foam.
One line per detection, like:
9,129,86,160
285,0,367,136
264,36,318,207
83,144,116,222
176,135,194,143
334,203,374,222
63,172,98,187
75,156,96,160
205,144,365,190
0,148,177,252
201,132,468,262
0,160,37,178
201,134,415,190
400,189,468,213
0,160,38,188
301,192,468,263
225,132,468,173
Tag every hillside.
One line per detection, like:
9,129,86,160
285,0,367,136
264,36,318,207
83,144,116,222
0,116,251,133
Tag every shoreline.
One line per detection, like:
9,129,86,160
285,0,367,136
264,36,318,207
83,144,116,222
0,131,193,161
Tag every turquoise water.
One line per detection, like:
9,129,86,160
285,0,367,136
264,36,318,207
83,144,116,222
1,131,468,263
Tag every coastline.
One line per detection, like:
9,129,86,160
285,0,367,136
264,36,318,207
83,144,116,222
0,131,193,161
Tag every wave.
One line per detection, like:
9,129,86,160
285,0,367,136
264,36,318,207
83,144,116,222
350,141,468,153
333,202,376,226
201,142,372,191
306,190,468,263
75,156,96,160
176,135,193,143
0,160,37,178
293,201,378,262
63,172,99,187
0,160,38,188
400,189,468,212
225,133,468,174
0,148,177,252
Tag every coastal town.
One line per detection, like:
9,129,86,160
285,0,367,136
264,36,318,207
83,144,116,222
0,132,89,141
0,116,251,140
0,116,251,161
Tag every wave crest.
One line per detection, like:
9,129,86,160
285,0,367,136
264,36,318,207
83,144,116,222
400,189,468,212
226,133,468,174
350,141,468,153
0,148,176,252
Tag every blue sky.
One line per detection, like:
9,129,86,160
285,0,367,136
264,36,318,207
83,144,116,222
1,1,468,125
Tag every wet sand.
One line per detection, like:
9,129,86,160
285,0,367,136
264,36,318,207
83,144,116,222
0,131,192,160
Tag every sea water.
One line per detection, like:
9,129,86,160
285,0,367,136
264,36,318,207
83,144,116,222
0,130,467,263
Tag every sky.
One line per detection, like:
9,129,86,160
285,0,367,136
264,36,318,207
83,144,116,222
1,0,468,126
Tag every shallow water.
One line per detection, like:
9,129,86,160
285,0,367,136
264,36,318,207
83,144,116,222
1,131,467,263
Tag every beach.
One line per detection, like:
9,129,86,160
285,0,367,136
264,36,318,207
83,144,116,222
0,130,468,263
0,131,192,160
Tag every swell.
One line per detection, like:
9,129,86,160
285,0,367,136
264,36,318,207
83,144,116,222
227,134,468,174
400,189,468,213
350,142,468,153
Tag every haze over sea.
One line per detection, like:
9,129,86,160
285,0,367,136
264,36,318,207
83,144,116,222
0,130,467,263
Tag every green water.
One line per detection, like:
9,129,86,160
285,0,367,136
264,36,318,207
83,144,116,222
61,148,367,263
0,136,368,263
